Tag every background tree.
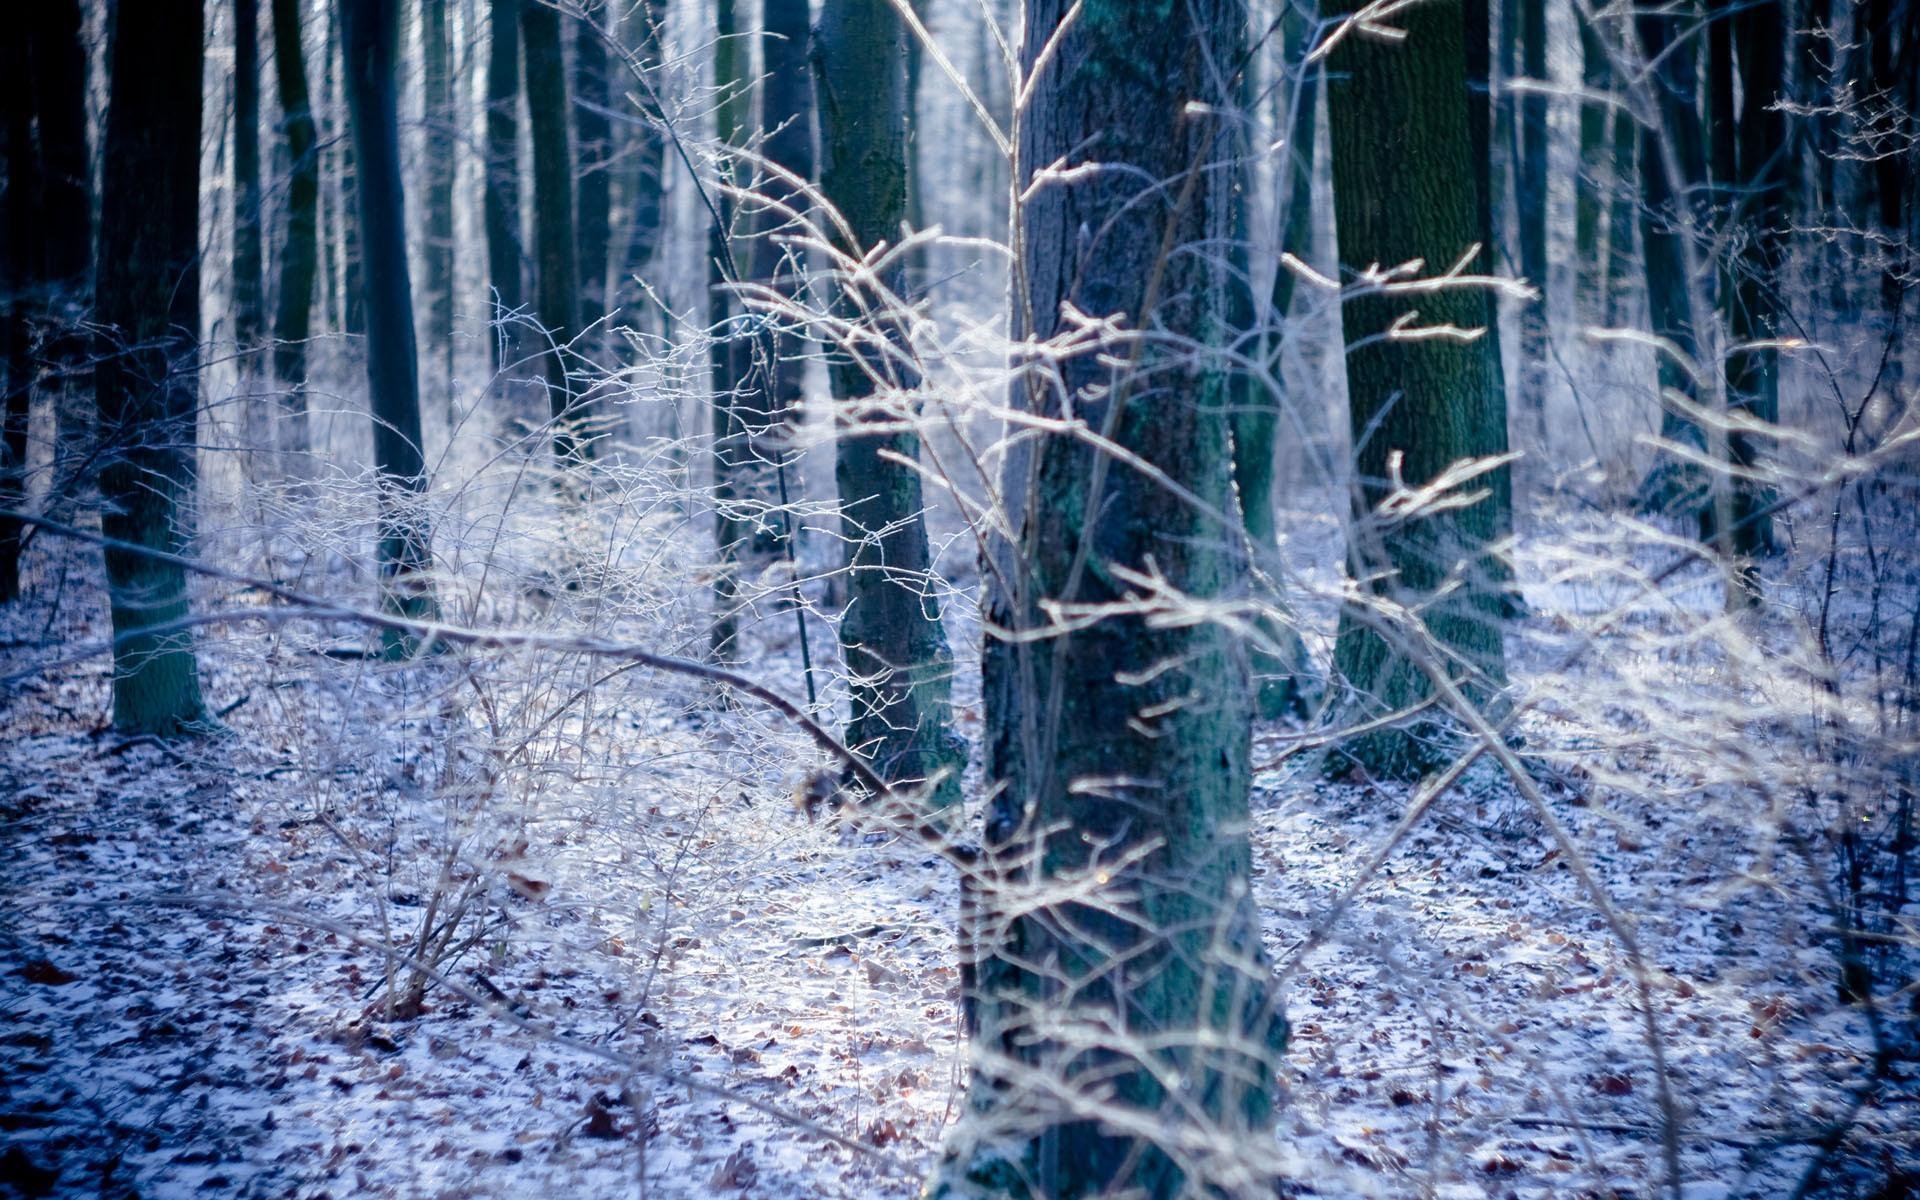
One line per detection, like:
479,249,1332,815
94,0,211,734
25,0,92,460
612,0,669,343
522,0,585,458
708,0,749,659
341,0,440,653
421,0,456,393
235,0,268,361
271,0,320,449
1514,0,1549,437
1324,0,1514,779
2,26,38,603
574,2,614,335
950,0,1287,1191
484,0,525,371
815,0,963,807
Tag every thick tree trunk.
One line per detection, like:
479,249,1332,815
270,0,319,450
522,0,586,459
1325,0,1513,780
95,0,210,735
422,0,455,391
942,1,1286,1193
484,0,525,371
341,0,440,655
337,31,367,339
1575,16,1611,314
815,0,963,810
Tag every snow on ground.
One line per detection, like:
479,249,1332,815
0,510,1911,1199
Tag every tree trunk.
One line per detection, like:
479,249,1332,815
1463,0,1515,530
341,0,440,655
484,0,525,371
1234,12,1317,720
815,0,963,810
26,0,93,465
1633,3,1717,534
1515,0,1549,440
236,0,267,354
1325,0,1513,780
522,0,585,459
270,0,319,450
422,0,455,391
708,0,748,660
1574,14,1611,314
1727,0,1790,563
942,1,1286,1193
612,0,668,340
574,3,614,334
2,29,38,603
337,30,367,338
95,0,210,735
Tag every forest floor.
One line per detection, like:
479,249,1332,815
1,513,1912,1200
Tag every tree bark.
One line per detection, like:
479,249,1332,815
612,0,668,341
270,0,320,449
943,1,1286,1192
484,0,525,371
422,0,456,391
2,28,38,603
95,0,210,734
341,0,440,654
1325,0,1513,779
574,2,614,333
814,0,963,810
236,0,267,353
708,0,748,660
522,0,586,459
1515,0,1549,437
26,0,93,464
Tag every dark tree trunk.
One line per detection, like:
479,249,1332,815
94,0,210,734
612,0,668,339
815,0,963,810
26,0,93,461
2,28,38,603
708,0,747,660
1634,3,1717,533
1463,0,1514,526
574,3,613,331
518,0,583,458
337,29,366,338
522,0,585,459
1515,0,1549,436
730,0,815,563
1325,0,1513,779
422,0,455,390
944,0,1286,1193
1866,0,1916,385
270,0,320,449
1575,15,1611,313
236,0,267,353
341,0,440,654
484,0,525,370
1727,0,1791,562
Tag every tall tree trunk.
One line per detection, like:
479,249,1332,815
814,0,963,808
1325,0,1513,780
1233,11,1317,720
1575,14,1611,315
734,0,815,562
522,0,585,459
484,0,525,371
95,0,211,735
341,0,440,654
903,0,928,289
944,0,1286,1193
2,29,38,603
1633,3,1717,534
236,0,267,353
612,0,668,341
270,0,320,450
337,29,367,338
1463,0,1515,531
1515,0,1549,440
708,0,748,660
26,0,93,467
574,2,613,333
1866,0,1916,393
422,0,456,391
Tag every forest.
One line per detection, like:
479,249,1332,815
1,0,1916,1196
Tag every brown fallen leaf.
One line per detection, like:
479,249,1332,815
18,959,78,986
